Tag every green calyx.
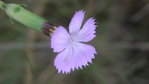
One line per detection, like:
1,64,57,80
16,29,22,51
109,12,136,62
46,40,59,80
0,1,47,32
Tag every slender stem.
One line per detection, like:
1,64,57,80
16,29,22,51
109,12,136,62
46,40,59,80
0,1,56,36
0,1,6,9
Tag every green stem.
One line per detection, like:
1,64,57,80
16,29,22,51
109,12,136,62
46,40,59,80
0,1,47,32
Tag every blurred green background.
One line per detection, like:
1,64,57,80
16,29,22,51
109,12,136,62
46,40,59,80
0,0,149,84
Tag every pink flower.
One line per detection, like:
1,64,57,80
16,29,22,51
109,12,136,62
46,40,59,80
51,10,97,74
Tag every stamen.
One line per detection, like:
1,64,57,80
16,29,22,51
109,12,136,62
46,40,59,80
42,22,57,36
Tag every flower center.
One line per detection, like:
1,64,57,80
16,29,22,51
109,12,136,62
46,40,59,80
68,34,79,46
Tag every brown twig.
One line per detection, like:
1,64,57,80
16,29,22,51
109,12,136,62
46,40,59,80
131,3,149,22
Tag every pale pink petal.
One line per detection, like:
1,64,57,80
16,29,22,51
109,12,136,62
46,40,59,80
69,10,85,34
54,42,97,74
72,43,97,69
54,46,73,73
51,26,70,52
77,18,96,42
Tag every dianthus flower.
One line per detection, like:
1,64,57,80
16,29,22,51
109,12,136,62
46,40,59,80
51,10,97,73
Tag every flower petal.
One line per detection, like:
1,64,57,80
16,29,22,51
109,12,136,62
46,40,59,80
51,26,70,52
72,43,97,69
78,18,96,42
54,46,73,73
69,10,85,34
54,42,96,74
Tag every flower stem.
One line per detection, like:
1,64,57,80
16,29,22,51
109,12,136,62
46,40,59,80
5,4,47,32
0,1,56,35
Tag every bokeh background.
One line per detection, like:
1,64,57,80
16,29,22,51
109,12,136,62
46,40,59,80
0,0,149,84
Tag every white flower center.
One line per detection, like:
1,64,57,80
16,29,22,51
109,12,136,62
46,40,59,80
68,33,79,46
